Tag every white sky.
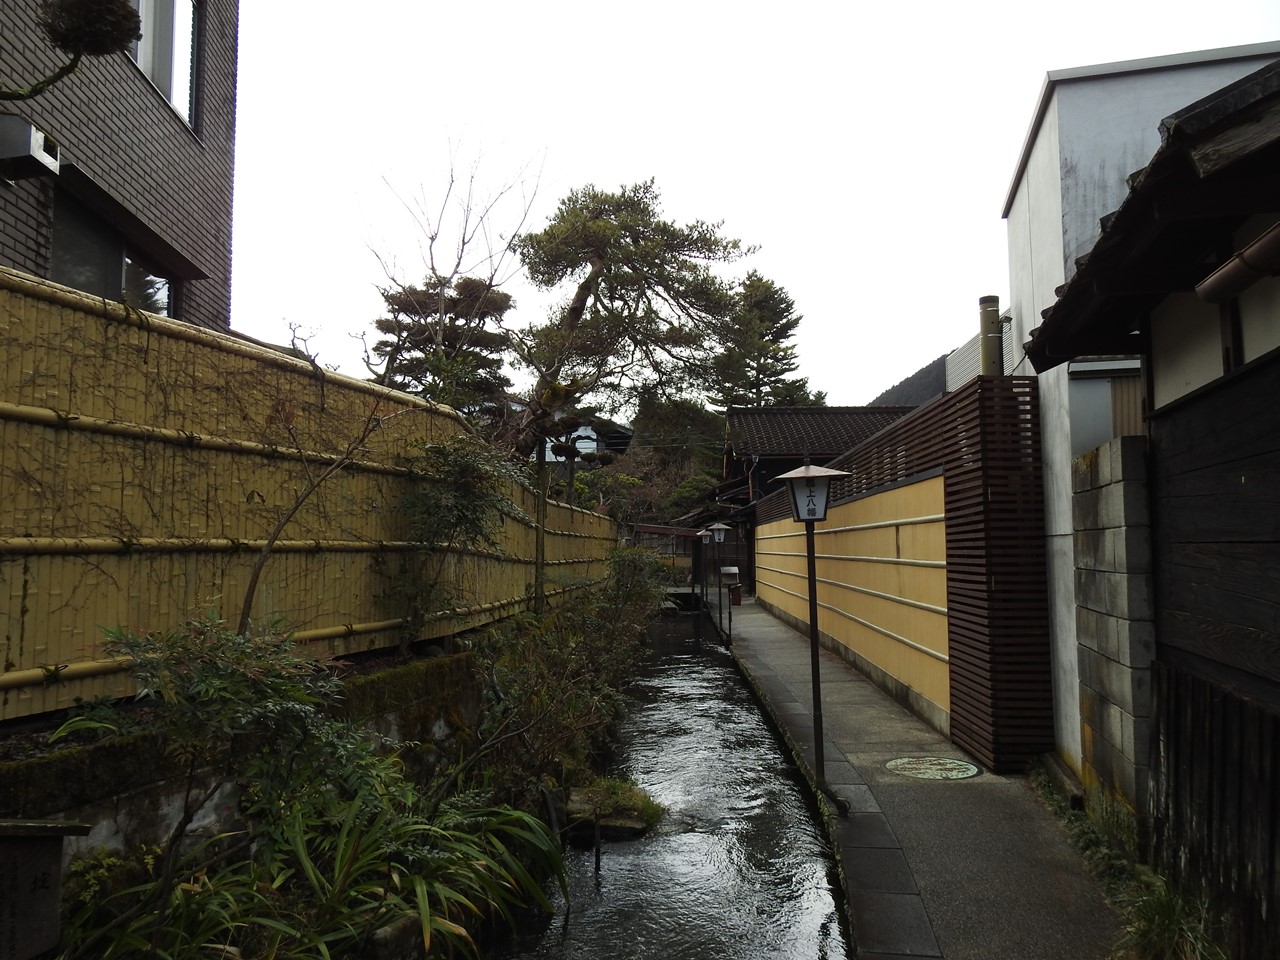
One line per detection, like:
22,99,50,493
230,2,1280,407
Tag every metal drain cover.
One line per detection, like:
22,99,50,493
885,757,981,780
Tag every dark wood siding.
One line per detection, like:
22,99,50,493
1151,663,1280,958
1149,350,1280,690
1148,349,1280,958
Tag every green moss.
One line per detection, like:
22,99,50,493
0,731,168,817
340,653,478,720
574,776,665,828
2,655,485,818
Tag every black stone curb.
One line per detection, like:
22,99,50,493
728,647,860,951
730,646,945,959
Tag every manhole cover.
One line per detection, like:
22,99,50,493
885,757,981,780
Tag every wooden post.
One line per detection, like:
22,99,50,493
0,820,91,960
534,436,547,615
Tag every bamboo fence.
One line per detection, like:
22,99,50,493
0,268,617,720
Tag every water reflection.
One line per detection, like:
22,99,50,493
494,617,849,960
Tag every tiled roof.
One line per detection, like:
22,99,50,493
727,406,914,459
1030,58,1280,371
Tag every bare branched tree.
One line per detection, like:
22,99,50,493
365,154,542,415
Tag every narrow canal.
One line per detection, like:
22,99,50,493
494,616,850,959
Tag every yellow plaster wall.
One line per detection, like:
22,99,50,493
755,475,949,715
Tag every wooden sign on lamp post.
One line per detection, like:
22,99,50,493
697,529,712,609
707,522,730,635
774,459,851,816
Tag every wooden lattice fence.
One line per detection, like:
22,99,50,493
756,377,1052,771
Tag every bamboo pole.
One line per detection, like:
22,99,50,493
0,401,416,476
0,267,469,429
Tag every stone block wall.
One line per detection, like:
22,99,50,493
1072,435,1154,814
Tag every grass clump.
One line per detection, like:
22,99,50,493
1030,766,1133,900
576,776,666,828
55,618,562,960
1030,766,1229,960
1113,868,1227,960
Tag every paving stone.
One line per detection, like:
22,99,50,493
847,891,942,957
835,812,899,849
721,595,1116,960
832,782,878,810
845,847,918,894
824,759,865,785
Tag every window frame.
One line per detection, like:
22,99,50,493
129,0,200,126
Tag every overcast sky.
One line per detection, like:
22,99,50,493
229,2,1280,408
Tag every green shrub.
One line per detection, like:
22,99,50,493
471,547,667,805
58,619,563,960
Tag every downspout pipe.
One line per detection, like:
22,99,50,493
979,295,1002,376
1196,222,1280,304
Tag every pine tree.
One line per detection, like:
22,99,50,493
706,271,823,409
371,276,512,412
503,180,746,456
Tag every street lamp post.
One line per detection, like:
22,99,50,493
707,522,730,636
697,529,712,611
775,460,851,816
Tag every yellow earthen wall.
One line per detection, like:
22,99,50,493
0,269,617,720
755,475,949,715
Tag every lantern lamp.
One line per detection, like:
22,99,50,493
775,461,851,524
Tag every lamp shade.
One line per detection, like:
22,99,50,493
697,529,712,544
775,462,851,523
707,521,730,543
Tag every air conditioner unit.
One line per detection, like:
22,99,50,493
0,114,60,179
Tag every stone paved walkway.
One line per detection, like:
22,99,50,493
710,595,1118,959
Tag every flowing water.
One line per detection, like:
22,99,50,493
493,615,850,960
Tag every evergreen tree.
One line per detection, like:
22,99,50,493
706,272,824,409
581,392,724,524
503,180,746,456
371,276,512,412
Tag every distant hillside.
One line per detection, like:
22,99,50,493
869,354,948,407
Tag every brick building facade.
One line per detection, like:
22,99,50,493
0,0,238,330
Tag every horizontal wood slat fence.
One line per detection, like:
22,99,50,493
0,269,617,721
755,377,1052,771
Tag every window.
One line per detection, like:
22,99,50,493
51,191,175,317
123,255,172,316
130,0,198,123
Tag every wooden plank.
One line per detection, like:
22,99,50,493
1157,611,1280,691
1156,542,1280,620
1151,664,1280,956
760,378,1051,770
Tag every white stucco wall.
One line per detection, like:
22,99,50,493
1006,96,1063,375
1236,217,1280,364
1241,277,1280,362
1053,59,1273,277
1150,272,1279,409
1006,94,1085,765
1151,294,1223,408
